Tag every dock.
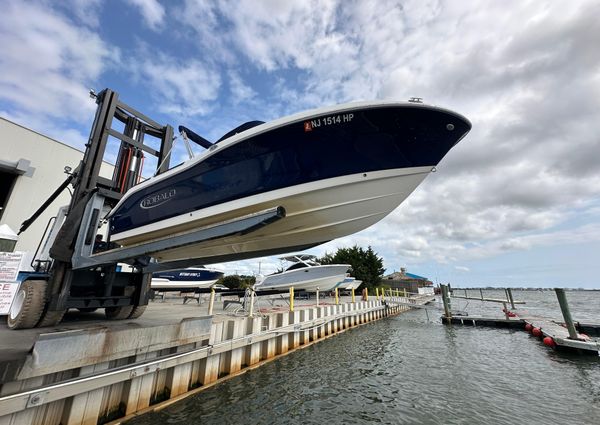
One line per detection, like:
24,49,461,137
0,293,433,425
440,285,600,355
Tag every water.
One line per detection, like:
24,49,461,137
127,290,600,425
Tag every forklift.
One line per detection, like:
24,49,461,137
7,89,285,329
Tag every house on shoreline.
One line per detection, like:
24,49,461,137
383,268,434,295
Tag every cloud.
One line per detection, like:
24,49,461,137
124,0,166,30
455,266,470,272
129,47,221,118
0,1,118,126
227,71,257,104
60,0,103,27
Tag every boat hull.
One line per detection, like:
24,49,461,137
255,264,350,292
150,268,224,291
142,167,428,263
150,278,220,291
108,102,471,264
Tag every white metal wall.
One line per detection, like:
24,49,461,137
0,117,113,255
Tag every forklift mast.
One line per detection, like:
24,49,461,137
8,88,285,329
45,89,173,313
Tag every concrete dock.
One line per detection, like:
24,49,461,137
0,293,433,425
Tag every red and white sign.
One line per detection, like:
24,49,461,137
0,281,20,315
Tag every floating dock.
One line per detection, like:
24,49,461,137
440,285,600,355
0,294,433,424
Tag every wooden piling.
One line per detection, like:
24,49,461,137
441,284,451,321
507,288,515,309
555,288,578,340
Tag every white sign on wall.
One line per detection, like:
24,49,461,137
0,251,24,315
0,251,23,281
0,281,20,315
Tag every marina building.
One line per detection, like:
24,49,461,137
0,117,112,254
383,268,434,295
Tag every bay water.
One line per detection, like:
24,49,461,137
126,290,600,424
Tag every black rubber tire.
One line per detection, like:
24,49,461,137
6,280,47,330
128,304,147,319
37,309,67,328
105,305,135,320
77,308,98,313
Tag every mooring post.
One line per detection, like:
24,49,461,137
507,288,515,309
335,287,339,305
351,288,355,303
479,288,484,300
441,284,451,321
249,289,255,317
403,288,407,298
208,287,216,315
555,288,579,339
502,302,509,319
375,287,379,300
290,287,294,312
316,288,320,306
464,288,468,298
365,288,369,301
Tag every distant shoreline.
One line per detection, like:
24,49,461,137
449,287,599,291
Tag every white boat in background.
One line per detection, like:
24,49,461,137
346,279,362,290
150,267,224,292
334,276,363,291
254,255,349,292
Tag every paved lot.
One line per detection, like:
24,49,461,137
0,292,346,364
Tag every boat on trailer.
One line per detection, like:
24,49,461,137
150,267,224,292
107,100,471,264
254,255,349,292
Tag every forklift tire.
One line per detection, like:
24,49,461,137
105,305,134,320
128,305,147,319
7,280,47,330
37,309,67,328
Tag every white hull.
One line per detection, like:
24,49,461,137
345,280,362,290
112,166,430,263
255,264,349,292
150,278,219,290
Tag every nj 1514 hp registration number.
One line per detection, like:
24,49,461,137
304,113,354,132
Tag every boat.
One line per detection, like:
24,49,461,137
150,267,224,292
334,276,363,291
254,255,349,292
107,100,471,264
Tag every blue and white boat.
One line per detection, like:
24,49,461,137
150,267,224,292
108,100,471,264
254,255,349,292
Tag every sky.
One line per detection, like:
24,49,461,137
1,0,599,288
